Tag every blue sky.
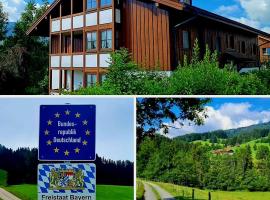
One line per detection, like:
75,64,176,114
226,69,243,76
164,98,270,138
0,97,134,161
3,0,270,33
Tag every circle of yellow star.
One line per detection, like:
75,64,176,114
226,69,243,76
44,129,50,135
85,130,90,136
54,147,59,153
47,140,52,145
47,120,53,126
64,150,70,156
82,140,88,145
74,147,80,153
54,112,60,118
82,120,88,125
65,110,71,115
75,112,81,118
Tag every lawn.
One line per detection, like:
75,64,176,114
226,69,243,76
154,181,270,200
4,184,133,200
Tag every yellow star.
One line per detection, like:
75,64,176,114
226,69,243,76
64,150,70,156
54,147,59,153
82,120,88,125
47,140,52,145
44,129,50,135
85,130,90,136
74,147,80,153
75,112,81,118
54,112,60,118
82,140,88,145
65,110,71,115
47,120,53,126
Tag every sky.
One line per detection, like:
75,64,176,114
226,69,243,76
164,98,270,138
2,0,270,33
0,97,134,161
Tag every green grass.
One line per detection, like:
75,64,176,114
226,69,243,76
154,181,270,200
136,180,145,200
0,169,7,186
4,184,133,200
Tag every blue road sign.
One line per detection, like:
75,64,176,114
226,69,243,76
38,163,96,200
39,105,96,161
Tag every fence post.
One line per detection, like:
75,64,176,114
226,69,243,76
208,192,211,200
192,189,195,200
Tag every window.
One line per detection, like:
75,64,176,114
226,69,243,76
253,44,257,55
183,31,190,49
100,74,106,84
215,36,221,52
263,48,270,55
241,41,246,54
87,74,97,87
101,0,112,7
101,29,112,49
229,35,234,49
87,0,97,9
86,32,97,50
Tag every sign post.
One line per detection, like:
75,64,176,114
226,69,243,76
38,105,96,200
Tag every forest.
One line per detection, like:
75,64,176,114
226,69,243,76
0,144,133,186
137,123,270,192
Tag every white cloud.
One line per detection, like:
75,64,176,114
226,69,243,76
237,0,270,22
164,102,270,138
215,5,239,16
2,0,26,22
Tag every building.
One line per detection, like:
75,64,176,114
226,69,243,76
258,36,270,64
212,147,234,156
27,0,270,93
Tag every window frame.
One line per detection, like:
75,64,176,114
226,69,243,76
182,30,190,50
86,0,97,10
86,73,97,87
100,29,113,50
86,31,97,52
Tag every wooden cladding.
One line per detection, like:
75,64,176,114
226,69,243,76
122,0,171,70
51,35,60,54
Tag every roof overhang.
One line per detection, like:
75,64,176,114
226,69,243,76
26,0,60,36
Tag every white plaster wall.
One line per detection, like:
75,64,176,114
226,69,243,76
99,9,112,24
61,56,71,67
73,55,84,67
74,70,83,90
51,56,60,67
99,54,111,67
51,70,60,89
73,15,84,29
51,19,60,32
86,12,97,26
86,54,98,67
62,17,71,30
115,9,121,23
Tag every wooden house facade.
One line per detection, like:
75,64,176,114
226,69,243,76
27,0,270,93
258,36,270,64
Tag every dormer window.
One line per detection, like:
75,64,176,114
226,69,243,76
180,0,192,5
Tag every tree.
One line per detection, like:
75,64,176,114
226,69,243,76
256,145,270,160
0,1,8,41
136,98,210,144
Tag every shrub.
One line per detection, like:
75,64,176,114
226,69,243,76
71,45,269,95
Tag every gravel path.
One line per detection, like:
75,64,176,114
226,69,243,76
143,182,158,200
0,188,21,200
148,182,176,200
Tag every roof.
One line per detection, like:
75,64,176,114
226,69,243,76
26,0,270,38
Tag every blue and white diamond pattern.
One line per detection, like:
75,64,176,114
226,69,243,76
38,163,96,194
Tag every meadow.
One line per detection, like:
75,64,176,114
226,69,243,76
155,181,270,200
3,184,133,200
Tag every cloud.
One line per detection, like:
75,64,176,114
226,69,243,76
215,5,240,16
2,0,26,22
164,102,270,138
